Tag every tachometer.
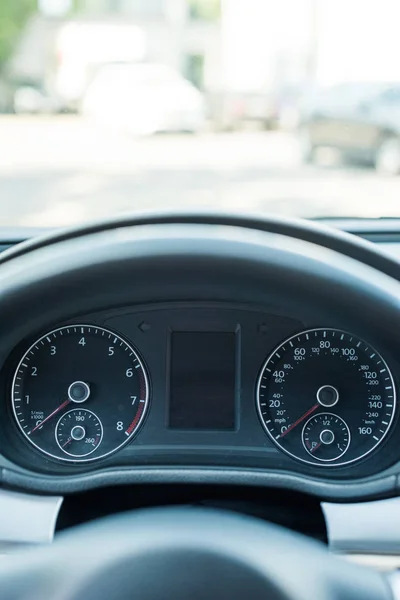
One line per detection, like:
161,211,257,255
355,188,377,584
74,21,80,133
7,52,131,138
12,325,149,462
256,328,396,466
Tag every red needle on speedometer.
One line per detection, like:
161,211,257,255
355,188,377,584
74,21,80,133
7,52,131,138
28,399,71,435
279,403,319,438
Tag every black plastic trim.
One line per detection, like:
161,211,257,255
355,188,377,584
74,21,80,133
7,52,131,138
1,466,396,501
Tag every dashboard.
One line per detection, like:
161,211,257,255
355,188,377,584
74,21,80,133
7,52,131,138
2,304,399,482
1,222,399,600
0,212,398,509
2,213,400,570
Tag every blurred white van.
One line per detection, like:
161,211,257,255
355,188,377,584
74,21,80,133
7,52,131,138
82,63,206,135
54,22,146,111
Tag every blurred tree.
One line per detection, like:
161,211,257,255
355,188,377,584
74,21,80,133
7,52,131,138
71,0,90,12
0,0,37,66
189,0,220,21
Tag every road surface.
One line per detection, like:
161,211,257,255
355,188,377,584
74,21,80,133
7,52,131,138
0,116,398,227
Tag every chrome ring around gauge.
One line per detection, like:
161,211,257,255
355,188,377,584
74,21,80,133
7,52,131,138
11,324,150,462
256,328,396,466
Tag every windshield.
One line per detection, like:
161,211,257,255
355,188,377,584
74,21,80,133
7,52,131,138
1,0,400,227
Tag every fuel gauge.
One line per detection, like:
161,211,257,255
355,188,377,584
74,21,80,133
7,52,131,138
302,413,350,462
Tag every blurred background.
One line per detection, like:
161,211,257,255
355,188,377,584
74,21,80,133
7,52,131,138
1,0,400,226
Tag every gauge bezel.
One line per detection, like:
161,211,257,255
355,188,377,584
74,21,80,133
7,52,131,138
256,327,397,467
11,324,150,463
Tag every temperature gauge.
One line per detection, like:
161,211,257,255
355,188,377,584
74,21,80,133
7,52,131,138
56,408,103,458
302,413,350,462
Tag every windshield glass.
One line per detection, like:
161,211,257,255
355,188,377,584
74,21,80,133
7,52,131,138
1,0,400,227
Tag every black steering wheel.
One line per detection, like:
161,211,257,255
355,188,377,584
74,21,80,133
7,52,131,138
0,507,393,600
0,211,399,599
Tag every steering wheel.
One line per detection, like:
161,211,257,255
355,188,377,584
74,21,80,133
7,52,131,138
0,507,393,600
0,211,400,600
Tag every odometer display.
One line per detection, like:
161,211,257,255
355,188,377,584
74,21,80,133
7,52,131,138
12,325,150,462
256,328,396,466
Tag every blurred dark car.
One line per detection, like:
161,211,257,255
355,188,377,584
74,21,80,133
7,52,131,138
299,83,400,174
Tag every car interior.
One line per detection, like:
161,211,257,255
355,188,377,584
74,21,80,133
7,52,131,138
3,0,400,597
0,211,399,598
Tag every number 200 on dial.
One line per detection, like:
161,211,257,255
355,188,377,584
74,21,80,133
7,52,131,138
256,328,396,466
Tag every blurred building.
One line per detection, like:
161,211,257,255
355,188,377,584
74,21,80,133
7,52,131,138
315,0,400,85
77,0,221,90
7,0,220,90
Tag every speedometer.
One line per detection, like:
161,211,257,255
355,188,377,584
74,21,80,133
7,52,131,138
256,328,396,466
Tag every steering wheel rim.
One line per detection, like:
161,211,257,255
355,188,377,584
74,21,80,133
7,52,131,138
2,209,400,279
0,506,392,600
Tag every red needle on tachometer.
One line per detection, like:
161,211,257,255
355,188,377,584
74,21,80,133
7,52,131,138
279,403,319,438
28,399,71,434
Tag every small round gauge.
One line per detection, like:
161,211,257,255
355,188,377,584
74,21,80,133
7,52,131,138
302,413,350,462
256,328,396,466
56,408,103,457
11,324,150,462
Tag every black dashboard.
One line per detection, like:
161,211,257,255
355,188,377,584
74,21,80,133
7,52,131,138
0,213,399,504
2,302,399,485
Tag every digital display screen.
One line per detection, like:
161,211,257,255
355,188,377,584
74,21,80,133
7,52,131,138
169,332,236,430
